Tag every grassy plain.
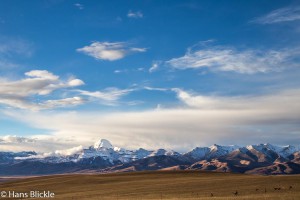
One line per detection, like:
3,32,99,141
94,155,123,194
0,171,299,200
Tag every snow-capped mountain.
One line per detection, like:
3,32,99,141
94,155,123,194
245,143,300,157
1,139,300,175
12,139,181,164
82,140,181,163
8,139,300,164
184,144,240,160
184,147,210,160
0,151,36,164
94,139,113,149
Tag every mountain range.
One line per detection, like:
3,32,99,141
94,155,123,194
0,139,300,175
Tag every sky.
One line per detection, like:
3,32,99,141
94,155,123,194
0,0,300,152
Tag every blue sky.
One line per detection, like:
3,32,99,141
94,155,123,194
0,0,300,152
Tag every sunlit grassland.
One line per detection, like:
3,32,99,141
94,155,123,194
0,171,299,199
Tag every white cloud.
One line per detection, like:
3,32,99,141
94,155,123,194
0,135,82,152
172,88,222,109
4,88,300,151
167,45,300,74
41,97,85,109
55,145,83,156
0,69,142,109
22,145,83,159
74,3,84,10
114,68,146,74
68,78,85,87
252,6,300,24
25,70,59,80
144,86,168,92
127,10,143,18
77,42,146,61
0,135,35,144
0,70,85,110
19,145,84,158
149,62,159,73
172,88,298,111
78,87,135,105
130,47,147,52
114,70,123,74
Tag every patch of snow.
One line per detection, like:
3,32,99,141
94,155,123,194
94,139,113,149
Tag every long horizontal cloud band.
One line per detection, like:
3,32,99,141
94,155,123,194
2,88,300,152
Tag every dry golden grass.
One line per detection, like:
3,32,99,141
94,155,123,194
0,171,299,199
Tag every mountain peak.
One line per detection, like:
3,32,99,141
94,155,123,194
209,144,239,151
94,139,113,149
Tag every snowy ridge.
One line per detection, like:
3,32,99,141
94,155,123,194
8,139,300,165
184,144,240,160
246,143,300,158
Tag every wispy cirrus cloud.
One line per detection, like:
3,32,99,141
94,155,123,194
149,62,159,73
74,3,84,10
41,97,85,109
0,60,20,70
144,86,169,92
252,6,300,24
0,37,34,69
127,10,143,18
78,87,135,105
0,38,33,57
114,67,145,74
77,42,146,61
166,44,300,74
